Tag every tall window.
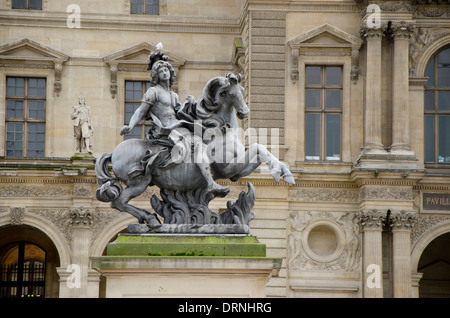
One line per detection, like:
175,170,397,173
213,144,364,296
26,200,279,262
424,47,450,164
0,242,46,298
124,80,151,140
6,77,46,158
12,0,42,10
130,0,159,15
304,66,342,161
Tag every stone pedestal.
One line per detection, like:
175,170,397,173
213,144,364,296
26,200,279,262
91,228,281,298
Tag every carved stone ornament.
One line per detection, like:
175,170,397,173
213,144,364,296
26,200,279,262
389,210,416,230
360,210,387,230
0,38,69,97
287,211,361,272
70,207,94,227
10,207,25,225
288,24,363,84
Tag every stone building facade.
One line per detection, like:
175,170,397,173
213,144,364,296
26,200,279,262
0,0,450,298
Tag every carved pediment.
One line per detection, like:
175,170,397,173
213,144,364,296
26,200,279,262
0,38,69,62
288,24,363,83
103,42,186,98
288,24,362,49
0,38,70,96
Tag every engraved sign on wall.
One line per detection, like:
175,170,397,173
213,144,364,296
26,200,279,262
423,193,450,211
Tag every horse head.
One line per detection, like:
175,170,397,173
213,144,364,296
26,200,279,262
197,73,249,123
224,73,249,120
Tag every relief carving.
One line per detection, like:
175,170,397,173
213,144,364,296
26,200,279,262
287,211,361,272
289,189,359,202
0,185,71,198
411,214,450,246
409,27,434,76
10,207,25,225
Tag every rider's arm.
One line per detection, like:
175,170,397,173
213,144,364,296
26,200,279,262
121,88,155,135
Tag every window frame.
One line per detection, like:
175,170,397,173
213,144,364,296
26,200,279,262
0,241,47,298
124,80,152,140
5,76,46,158
304,65,343,162
12,0,42,10
424,46,450,166
130,0,159,15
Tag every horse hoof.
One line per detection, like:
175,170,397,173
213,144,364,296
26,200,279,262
208,185,230,197
283,175,295,185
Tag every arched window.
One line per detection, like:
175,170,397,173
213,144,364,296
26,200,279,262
0,241,46,298
424,46,450,164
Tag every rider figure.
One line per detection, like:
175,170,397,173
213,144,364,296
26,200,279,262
120,51,228,194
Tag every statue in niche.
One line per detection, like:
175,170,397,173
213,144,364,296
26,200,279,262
95,48,294,232
70,97,93,153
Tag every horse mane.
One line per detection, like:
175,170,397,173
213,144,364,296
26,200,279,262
178,76,231,128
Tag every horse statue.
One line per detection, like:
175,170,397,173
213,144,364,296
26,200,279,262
95,55,294,229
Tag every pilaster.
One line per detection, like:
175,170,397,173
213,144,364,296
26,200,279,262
69,207,94,298
390,22,415,155
360,26,385,154
360,209,386,298
389,210,415,298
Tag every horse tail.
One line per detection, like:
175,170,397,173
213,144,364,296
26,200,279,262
95,153,123,202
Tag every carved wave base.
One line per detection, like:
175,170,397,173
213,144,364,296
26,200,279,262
150,182,255,230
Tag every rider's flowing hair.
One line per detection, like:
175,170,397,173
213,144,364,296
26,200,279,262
149,60,176,88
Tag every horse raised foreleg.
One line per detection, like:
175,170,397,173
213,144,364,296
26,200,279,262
110,176,161,225
230,143,295,184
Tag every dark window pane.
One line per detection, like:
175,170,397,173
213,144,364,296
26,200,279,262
325,114,341,161
425,115,435,162
146,0,159,14
124,125,142,140
305,66,321,86
28,101,46,119
28,0,42,10
325,90,341,109
125,81,143,100
424,91,435,111
438,116,450,163
326,67,342,86
131,0,144,14
6,123,23,157
438,48,450,87
7,77,25,97
305,89,321,109
12,0,26,9
305,113,320,160
438,91,450,111
28,123,45,157
6,100,24,119
425,57,435,87
28,78,46,97
125,103,140,122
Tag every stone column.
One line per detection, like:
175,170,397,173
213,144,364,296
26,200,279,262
361,27,385,153
391,23,414,152
390,210,415,298
69,207,93,298
360,210,386,298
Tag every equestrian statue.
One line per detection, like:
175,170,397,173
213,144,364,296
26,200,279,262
95,49,295,231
